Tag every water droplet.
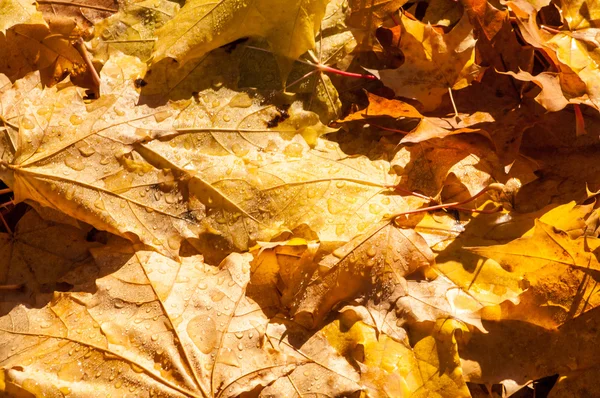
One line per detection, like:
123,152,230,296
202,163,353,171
283,142,303,158
369,203,382,214
153,110,171,123
229,93,253,108
327,198,344,215
237,342,244,351
211,100,220,108
336,181,346,188
78,146,95,157
231,143,249,157
37,106,51,116
20,117,35,130
166,236,179,251
366,246,377,258
187,314,217,354
131,363,144,373
58,361,85,382
222,115,231,122
210,290,226,302
94,198,105,210
69,114,83,125
100,156,111,165
64,156,86,171
115,380,123,389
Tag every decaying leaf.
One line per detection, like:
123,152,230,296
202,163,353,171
371,13,484,111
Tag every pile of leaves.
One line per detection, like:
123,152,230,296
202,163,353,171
1,0,600,396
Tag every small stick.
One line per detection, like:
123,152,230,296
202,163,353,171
391,184,503,219
370,124,410,134
0,283,23,291
73,37,101,95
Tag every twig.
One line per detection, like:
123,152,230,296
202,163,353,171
73,37,101,96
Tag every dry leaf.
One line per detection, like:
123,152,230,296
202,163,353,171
371,13,484,111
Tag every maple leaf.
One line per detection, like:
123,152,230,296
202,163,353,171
0,0,43,33
347,0,407,50
291,221,435,328
37,0,118,37
507,0,600,112
0,53,422,257
152,0,330,79
2,1,600,396
91,0,180,63
468,220,600,327
0,244,366,396
0,208,99,314
371,13,484,112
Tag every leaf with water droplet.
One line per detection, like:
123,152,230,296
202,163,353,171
291,222,435,328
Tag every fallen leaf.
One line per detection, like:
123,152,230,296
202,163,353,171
372,13,484,111
152,0,330,79
292,222,434,328
38,0,118,36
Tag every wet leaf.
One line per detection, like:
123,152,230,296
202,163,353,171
152,0,330,79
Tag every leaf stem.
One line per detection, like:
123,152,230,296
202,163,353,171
0,212,11,234
391,184,504,219
0,283,23,291
447,86,460,120
316,64,377,80
74,37,101,95
371,124,410,134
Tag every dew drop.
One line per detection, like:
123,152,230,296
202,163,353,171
57,361,85,382
327,198,344,215
78,146,95,157
153,110,171,123
187,314,217,354
37,106,51,115
20,117,35,130
167,236,179,251
231,143,249,157
69,114,83,125
283,142,303,158
64,156,86,171
131,363,144,373
366,246,377,258
229,93,253,108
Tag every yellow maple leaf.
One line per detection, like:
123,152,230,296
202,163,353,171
371,13,484,111
152,0,330,79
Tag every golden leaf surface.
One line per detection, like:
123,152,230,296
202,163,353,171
0,246,365,397
372,13,484,111
152,0,330,79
